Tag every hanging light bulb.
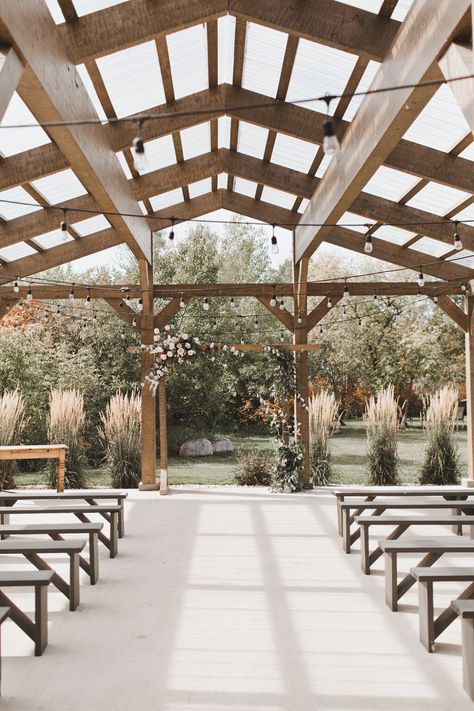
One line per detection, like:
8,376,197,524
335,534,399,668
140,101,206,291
203,296,209,311
26,285,33,301
18,301,24,309
13,279,19,294
358,318,362,326
297,311,302,324
69,284,75,300
60,209,68,240
319,325,323,335
179,293,185,308
322,96,339,156
270,287,277,308
169,218,175,241
254,316,259,329
433,294,439,304
417,271,425,288
137,297,143,313
343,283,350,298
213,318,217,330
85,288,91,309
343,305,346,315
364,233,373,254
55,305,61,318
453,221,462,251
271,224,279,255
279,297,284,311
121,329,126,340
327,296,332,308
461,282,467,292
132,119,147,172
132,316,137,327
93,311,97,322
230,297,236,309
373,294,378,300
279,331,284,343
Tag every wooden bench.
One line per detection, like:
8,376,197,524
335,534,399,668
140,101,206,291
355,515,474,574
411,567,474,652
0,445,67,492
0,571,52,655
0,504,119,557
451,599,474,700
0,607,8,695
379,537,474,611
0,523,103,584
0,539,85,611
341,501,469,554
0,490,127,538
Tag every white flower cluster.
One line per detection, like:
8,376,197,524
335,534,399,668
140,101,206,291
143,326,200,393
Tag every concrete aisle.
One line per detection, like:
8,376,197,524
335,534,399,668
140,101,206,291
0,487,472,711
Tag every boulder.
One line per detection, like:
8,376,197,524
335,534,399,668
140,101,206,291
179,438,213,457
210,436,233,455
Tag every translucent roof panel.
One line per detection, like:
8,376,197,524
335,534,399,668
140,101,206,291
31,169,87,204
408,236,451,258
271,134,318,173
138,201,148,215
363,166,421,202
315,154,335,178
33,230,74,250
217,173,228,189
337,211,376,233
234,178,258,199
139,135,176,175
167,25,208,100
218,116,231,149
218,16,235,85
452,202,474,223
447,250,474,270
76,64,108,122
297,199,309,213
392,0,416,21
72,0,129,18
286,40,358,115
459,141,474,162
237,122,269,159
71,215,111,236
96,41,165,118
261,186,296,210
44,0,65,23
181,123,211,160
116,151,133,180
373,225,416,246
0,94,50,157
334,0,382,11
242,23,288,99
0,242,37,261
149,189,184,212
188,178,212,199
0,187,42,220
342,61,380,122
404,84,470,152
407,182,471,216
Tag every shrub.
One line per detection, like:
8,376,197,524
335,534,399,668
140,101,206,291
420,385,460,485
99,391,141,488
364,385,400,485
233,448,273,486
48,389,86,488
309,390,339,486
0,389,25,489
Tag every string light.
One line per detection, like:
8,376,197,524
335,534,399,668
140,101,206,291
137,297,143,313
364,225,373,254
322,96,339,156
279,297,284,311
126,292,131,305
319,325,323,335
169,218,175,241
179,292,185,308
203,296,209,311
132,119,147,172
297,311,302,324
230,297,236,309
343,283,350,298
358,318,362,326
132,316,137,327
270,288,277,308
13,279,19,294
60,209,68,240
26,285,33,301
85,287,91,309
327,296,332,309
279,331,284,343
461,282,468,292
69,284,75,300
453,221,462,251
433,294,439,303
271,224,279,255
417,271,425,288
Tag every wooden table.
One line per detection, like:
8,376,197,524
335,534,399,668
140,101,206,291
0,445,68,493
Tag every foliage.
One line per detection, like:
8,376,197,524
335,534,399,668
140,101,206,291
309,390,339,486
48,389,86,488
271,426,304,492
364,385,400,485
99,391,141,488
420,385,461,485
0,389,26,489
233,447,274,486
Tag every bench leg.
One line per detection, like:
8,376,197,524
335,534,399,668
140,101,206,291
452,506,463,535
110,512,118,558
418,580,435,652
35,585,48,656
89,532,99,584
361,525,370,574
342,508,351,553
461,617,474,700
69,553,80,611
336,497,343,536
385,552,398,611
118,499,125,538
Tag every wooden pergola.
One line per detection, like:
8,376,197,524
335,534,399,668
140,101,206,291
0,0,473,490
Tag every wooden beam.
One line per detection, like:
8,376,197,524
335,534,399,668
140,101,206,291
465,294,474,479
0,2,152,263
0,296,19,320
155,298,182,329
104,297,139,327
295,0,471,262
433,295,468,330
256,296,294,332
0,44,22,120
439,42,474,136
307,297,342,331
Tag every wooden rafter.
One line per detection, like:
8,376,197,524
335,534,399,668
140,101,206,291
0,44,22,120
227,17,246,193
307,297,342,331
433,295,467,330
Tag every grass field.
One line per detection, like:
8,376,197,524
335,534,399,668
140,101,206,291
12,421,469,488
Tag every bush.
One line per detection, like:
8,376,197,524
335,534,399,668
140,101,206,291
0,389,26,489
309,390,339,486
420,385,461,485
48,389,86,488
233,448,273,486
365,385,400,485
99,391,141,488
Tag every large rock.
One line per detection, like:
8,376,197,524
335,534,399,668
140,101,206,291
179,438,213,457
210,437,233,455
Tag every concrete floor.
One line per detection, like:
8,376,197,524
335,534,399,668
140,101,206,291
0,487,473,710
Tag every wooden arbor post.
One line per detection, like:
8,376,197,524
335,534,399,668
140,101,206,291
294,256,311,488
465,295,474,481
138,259,158,491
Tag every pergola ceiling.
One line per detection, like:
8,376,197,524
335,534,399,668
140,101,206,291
0,0,472,285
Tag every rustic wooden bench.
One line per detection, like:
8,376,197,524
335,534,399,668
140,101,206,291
0,504,119,557
379,537,474,611
0,490,127,538
0,571,52,655
0,445,67,492
0,606,9,695
341,501,468,554
0,523,102,584
355,515,474,574
0,539,85,611
411,566,474,652
451,599,474,700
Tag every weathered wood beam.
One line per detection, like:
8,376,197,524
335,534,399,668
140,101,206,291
149,190,223,228
155,298,182,329
0,44,22,120
439,42,474,136
104,297,139,327
256,296,294,332
433,295,468,330
0,2,152,263
295,0,471,262
0,296,19,320
307,297,342,332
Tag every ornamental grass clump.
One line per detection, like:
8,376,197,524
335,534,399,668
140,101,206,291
0,389,25,489
309,390,339,486
420,385,461,485
48,389,86,489
99,391,141,488
364,385,400,486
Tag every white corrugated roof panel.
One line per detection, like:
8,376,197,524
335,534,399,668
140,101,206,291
334,0,382,11
44,0,65,23
115,151,133,179
237,122,269,159
408,236,451,258
404,84,470,152
373,225,416,246
0,242,37,261
188,178,212,199
363,166,421,202
149,189,184,212
234,178,258,199
72,0,129,17
96,41,165,118
33,230,74,250
167,25,208,100
452,202,474,223
139,135,176,174
392,0,416,21
76,64,109,122
71,214,111,236
0,187,42,220
286,40,358,115
218,116,231,148
459,141,474,162
0,94,50,157
242,23,288,98
217,173,228,189
261,186,296,210
337,211,376,233
138,201,148,215
407,182,471,216
218,16,235,85
297,199,310,214
271,134,318,173
342,60,380,122
31,169,87,204
181,123,211,160
447,250,474,269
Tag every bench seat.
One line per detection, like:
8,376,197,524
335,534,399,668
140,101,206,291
0,571,52,655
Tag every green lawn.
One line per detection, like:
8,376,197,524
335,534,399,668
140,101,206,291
11,422,469,488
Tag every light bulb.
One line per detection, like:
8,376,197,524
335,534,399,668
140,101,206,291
454,227,462,251
132,137,147,172
418,272,425,288
132,317,137,327
203,297,209,311
297,312,302,324
230,297,236,308
364,235,373,254
169,219,175,241
327,297,332,308
179,294,185,308
433,294,438,303
279,298,284,311
85,295,91,309
137,298,143,313
343,285,350,298
461,282,467,292
13,280,19,293
270,293,277,308
271,234,279,255
323,118,340,156
26,286,33,301
69,286,74,300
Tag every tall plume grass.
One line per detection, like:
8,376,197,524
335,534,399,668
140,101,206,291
420,385,460,485
0,389,25,489
364,385,400,485
48,389,86,488
99,391,141,488
309,390,339,486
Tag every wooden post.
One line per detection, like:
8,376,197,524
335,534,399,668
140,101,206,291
138,259,158,491
56,449,65,494
465,295,474,481
158,378,169,495
294,327,311,488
